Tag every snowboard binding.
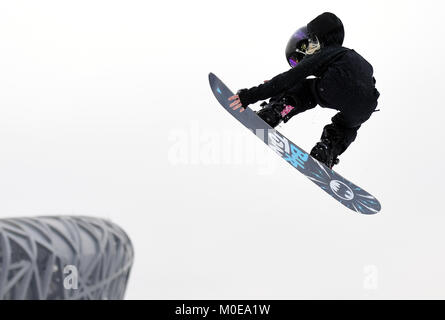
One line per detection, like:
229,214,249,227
310,139,340,169
256,97,300,128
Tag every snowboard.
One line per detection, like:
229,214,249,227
208,72,381,215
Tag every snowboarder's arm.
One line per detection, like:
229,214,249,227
237,47,350,107
237,56,317,106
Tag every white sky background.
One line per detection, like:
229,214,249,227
0,0,444,299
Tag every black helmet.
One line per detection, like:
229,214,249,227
285,26,321,68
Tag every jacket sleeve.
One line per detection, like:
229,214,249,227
238,47,350,107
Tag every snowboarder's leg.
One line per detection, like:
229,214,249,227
310,111,373,168
310,122,358,169
256,79,317,128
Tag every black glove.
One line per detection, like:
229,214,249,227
236,89,251,108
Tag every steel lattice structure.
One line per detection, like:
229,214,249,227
0,216,134,300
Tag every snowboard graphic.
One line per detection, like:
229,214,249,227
209,73,381,215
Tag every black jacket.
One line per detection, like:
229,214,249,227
238,45,380,118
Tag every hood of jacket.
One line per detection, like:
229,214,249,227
307,12,345,47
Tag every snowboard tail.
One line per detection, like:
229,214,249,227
209,72,381,215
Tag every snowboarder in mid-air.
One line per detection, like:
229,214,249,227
228,12,380,169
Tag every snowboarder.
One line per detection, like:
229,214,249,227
228,12,380,168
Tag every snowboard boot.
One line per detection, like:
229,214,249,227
310,138,340,169
256,97,301,128
256,102,284,128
